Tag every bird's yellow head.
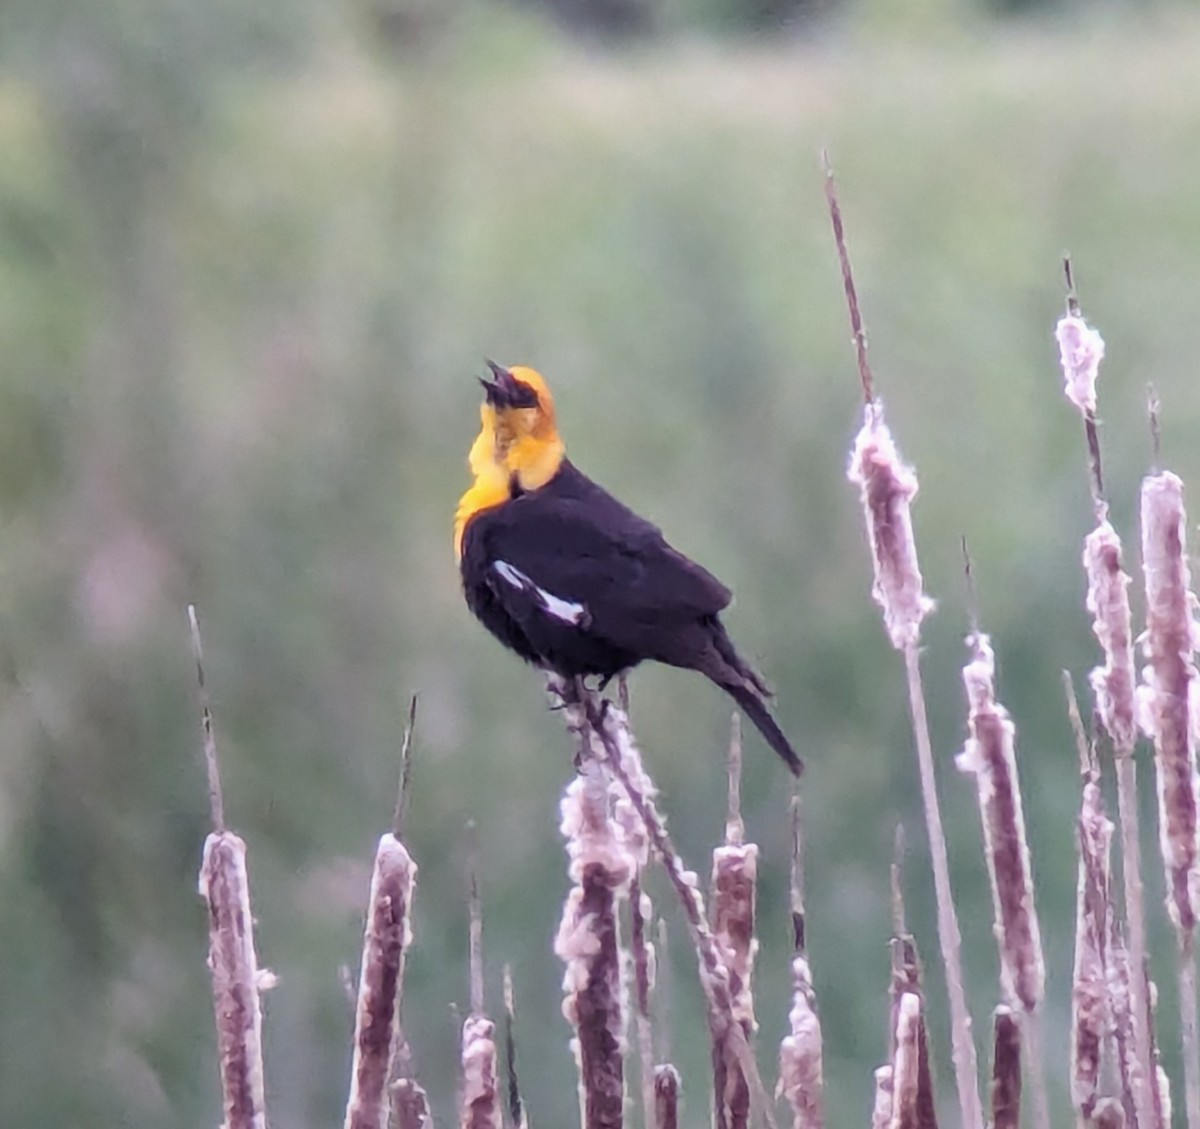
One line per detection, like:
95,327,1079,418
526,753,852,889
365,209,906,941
455,361,566,560
475,361,565,491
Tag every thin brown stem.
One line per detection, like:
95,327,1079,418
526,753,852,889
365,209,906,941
187,604,225,832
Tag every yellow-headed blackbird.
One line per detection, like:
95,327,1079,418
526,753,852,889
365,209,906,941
456,361,801,775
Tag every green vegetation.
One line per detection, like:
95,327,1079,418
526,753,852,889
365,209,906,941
1,3,1200,1125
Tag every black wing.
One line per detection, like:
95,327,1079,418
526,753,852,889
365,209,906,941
468,463,731,671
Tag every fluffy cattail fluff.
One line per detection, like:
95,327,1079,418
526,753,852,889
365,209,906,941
886,937,935,1129
654,1065,680,1129
777,955,824,1129
1137,470,1200,936
711,836,758,1127
956,634,1045,1012
1072,775,1114,1120
344,835,418,1129
555,756,634,1129
890,993,922,1129
847,402,935,650
1084,522,1139,752
391,1079,433,1129
199,830,272,1129
871,1067,894,1129
460,1014,501,1129
1056,313,1105,416
990,1007,1021,1129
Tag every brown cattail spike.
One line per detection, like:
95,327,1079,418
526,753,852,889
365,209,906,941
344,835,418,1129
957,633,1045,1013
555,754,630,1129
199,831,271,1129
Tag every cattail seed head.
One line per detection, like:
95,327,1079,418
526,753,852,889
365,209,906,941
957,634,1045,1012
460,1014,501,1129
1084,522,1138,752
847,402,934,649
776,955,824,1129
1138,470,1200,935
199,830,270,1129
344,834,417,1129
1071,777,1113,1119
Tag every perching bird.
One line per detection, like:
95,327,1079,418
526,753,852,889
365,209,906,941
455,361,801,775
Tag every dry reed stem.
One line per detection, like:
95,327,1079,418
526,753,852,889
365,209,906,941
654,1065,680,1129
890,993,922,1129
871,1068,894,1129
556,755,632,1129
629,874,656,1129
989,1006,1021,1129
1139,468,1200,1129
1107,925,1162,1129
344,835,418,1129
552,678,777,1129
460,1014,501,1129
391,1079,434,1129
199,831,272,1129
712,716,757,1129
777,791,825,1129
829,167,979,1129
957,633,1045,1014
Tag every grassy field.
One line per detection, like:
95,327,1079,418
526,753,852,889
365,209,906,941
3,5,1200,1125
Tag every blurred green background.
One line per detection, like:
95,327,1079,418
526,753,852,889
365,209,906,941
2,0,1200,1124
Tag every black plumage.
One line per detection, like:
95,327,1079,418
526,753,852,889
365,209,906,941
460,458,802,775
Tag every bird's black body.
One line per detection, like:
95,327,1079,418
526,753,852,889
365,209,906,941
460,459,802,774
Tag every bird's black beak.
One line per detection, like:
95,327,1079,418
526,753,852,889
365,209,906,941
479,360,538,409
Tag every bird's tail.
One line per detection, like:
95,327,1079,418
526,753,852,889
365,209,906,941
719,677,803,777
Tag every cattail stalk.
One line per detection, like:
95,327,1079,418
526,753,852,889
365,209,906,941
1139,466,1200,1129
199,831,271,1129
345,700,420,1129
344,835,418,1129
957,633,1044,1013
555,756,630,1129
956,632,1048,1129
777,792,824,1129
712,716,757,1129
1061,288,1158,1129
832,157,981,1129
553,678,777,1129
1065,680,1114,1126
189,606,271,1129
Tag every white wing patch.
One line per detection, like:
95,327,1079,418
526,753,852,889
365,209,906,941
493,560,589,626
